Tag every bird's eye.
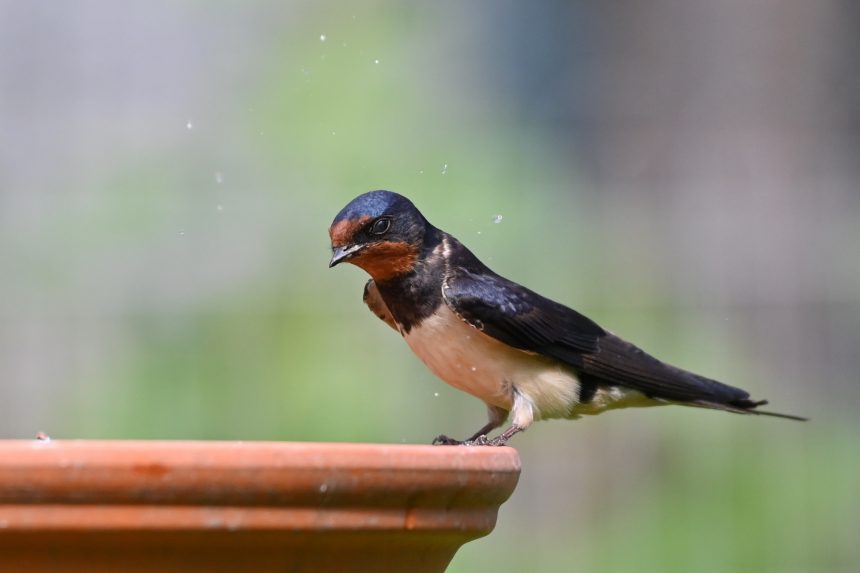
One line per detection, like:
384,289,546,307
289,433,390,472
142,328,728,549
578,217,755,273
369,218,391,235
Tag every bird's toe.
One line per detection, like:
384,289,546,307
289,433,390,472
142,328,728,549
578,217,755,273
464,435,492,446
432,434,463,446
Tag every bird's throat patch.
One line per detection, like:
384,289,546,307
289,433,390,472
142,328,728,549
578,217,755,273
353,241,420,282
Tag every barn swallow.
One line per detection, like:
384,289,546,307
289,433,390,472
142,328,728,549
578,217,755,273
329,191,805,446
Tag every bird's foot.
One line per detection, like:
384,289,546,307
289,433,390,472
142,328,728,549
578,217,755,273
464,434,512,447
432,434,494,446
433,425,522,447
432,434,464,446
465,425,523,447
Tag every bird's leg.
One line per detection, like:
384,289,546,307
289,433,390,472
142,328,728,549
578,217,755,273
432,404,508,446
463,417,506,443
484,424,524,446
469,389,530,446
432,420,500,446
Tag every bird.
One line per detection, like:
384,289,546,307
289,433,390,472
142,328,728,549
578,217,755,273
328,190,806,446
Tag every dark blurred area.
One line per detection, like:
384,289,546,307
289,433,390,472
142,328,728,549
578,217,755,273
1,1,858,571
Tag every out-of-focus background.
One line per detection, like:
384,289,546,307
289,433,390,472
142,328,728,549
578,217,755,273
2,1,858,571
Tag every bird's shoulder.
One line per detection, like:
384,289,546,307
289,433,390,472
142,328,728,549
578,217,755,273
362,279,399,331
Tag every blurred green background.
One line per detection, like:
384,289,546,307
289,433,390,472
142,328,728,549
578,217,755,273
2,1,859,571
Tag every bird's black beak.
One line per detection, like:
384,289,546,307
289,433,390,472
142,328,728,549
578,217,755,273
329,243,364,268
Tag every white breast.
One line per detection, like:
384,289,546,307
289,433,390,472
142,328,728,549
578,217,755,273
402,304,583,424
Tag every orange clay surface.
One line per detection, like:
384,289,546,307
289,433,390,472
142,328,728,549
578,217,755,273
0,440,520,573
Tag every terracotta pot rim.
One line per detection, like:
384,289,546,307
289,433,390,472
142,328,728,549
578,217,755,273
0,440,521,572
0,440,521,534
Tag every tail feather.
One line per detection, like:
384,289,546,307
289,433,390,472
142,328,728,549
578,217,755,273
688,398,808,421
581,333,808,421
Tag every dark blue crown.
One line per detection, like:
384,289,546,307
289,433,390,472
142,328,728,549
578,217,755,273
332,190,416,224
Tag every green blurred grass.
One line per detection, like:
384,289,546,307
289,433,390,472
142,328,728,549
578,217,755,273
31,4,857,573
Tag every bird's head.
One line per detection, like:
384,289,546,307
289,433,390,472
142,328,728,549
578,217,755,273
329,190,429,282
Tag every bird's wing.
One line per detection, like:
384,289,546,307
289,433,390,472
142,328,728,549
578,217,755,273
442,269,751,405
363,279,399,331
441,269,605,358
578,332,751,404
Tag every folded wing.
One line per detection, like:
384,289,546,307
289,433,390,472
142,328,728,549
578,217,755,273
442,269,756,406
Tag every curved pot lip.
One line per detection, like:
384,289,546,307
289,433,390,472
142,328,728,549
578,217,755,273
0,440,521,509
0,439,521,471
0,441,521,573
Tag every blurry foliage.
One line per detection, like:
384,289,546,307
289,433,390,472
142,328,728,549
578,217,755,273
2,2,857,572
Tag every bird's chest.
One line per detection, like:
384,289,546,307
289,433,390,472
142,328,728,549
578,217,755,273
403,306,514,407
402,305,555,410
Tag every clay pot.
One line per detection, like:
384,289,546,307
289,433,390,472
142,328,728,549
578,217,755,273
0,440,520,572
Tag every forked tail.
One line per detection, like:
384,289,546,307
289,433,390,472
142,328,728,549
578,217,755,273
689,398,808,421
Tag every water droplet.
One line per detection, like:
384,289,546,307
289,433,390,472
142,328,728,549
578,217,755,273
477,231,482,235
331,131,336,136
214,172,223,184
374,58,380,64
492,214,503,224
319,483,328,493
433,392,439,397
319,34,326,42
185,120,193,130
441,163,448,175
419,170,424,175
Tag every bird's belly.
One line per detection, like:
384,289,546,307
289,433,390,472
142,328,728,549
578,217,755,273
402,305,581,419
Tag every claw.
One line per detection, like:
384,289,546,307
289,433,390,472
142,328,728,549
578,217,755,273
432,434,463,446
